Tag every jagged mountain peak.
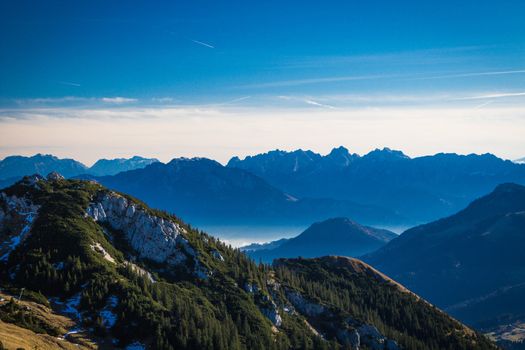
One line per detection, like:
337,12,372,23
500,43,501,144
167,156,222,168
363,147,410,160
88,156,160,176
515,156,525,164
0,154,162,182
46,171,65,181
228,148,322,166
325,146,359,167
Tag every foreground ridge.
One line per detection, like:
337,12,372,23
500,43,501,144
0,174,497,349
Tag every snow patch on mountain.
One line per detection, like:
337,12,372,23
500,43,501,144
100,296,119,328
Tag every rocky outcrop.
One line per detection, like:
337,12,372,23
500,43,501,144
0,192,39,262
20,174,44,188
285,290,326,317
46,171,65,181
260,300,282,327
86,191,209,278
243,282,259,294
356,324,399,350
211,249,224,261
0,206,5,228
284,288,399,350
91,242,116,264
337,328,360,349
124,261,155,283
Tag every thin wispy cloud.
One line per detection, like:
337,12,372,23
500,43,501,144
58,81,81,87
101,97,138,104
412,69,525,80
455,92,525,100
241,74,395,89
151,97,177,103
11,96,139,106
191,40,215,49
474,100,493,109
276,45,495,69
14,96,90,105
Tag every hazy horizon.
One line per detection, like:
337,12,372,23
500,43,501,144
0,137,523,168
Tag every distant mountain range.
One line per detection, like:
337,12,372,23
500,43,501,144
364,183,525,332
3,149,525,230
228,147,525,223
0,154,88,179
87,155,159,176
0,154,159,185
85,158,402,227
244,217,396,263
241,238,290,252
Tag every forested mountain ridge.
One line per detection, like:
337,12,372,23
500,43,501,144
364,183,525,333
0,175,496,349
85,157,403,227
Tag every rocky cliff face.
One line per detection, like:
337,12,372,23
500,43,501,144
86,191,209,278
0,192,39,262
284,288,399,350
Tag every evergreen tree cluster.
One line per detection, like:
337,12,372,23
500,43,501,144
275,257,498,350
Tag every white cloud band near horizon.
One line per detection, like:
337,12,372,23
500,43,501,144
1,104,524,166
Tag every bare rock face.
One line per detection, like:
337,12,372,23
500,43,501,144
285,290,327,317
357,324,387,350
86,192,206,276
21,174,44,187
0,206,5,228
284,288,399,350
337,328,360,349
46,171,65,181
260,300,282,327
0,192,40,262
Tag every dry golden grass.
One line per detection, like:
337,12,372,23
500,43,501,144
0,320,95,350
0,292,97,350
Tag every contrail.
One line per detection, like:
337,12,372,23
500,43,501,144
192,40,215,49
411,69,525,81
215,96,252,106
242,74,394,89
239,68,525,89
473,100,493,109
456,92,525,100
58,81,81,87
304,99,336,109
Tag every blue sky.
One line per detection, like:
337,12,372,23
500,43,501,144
1,0,525,102
0,1,524,163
